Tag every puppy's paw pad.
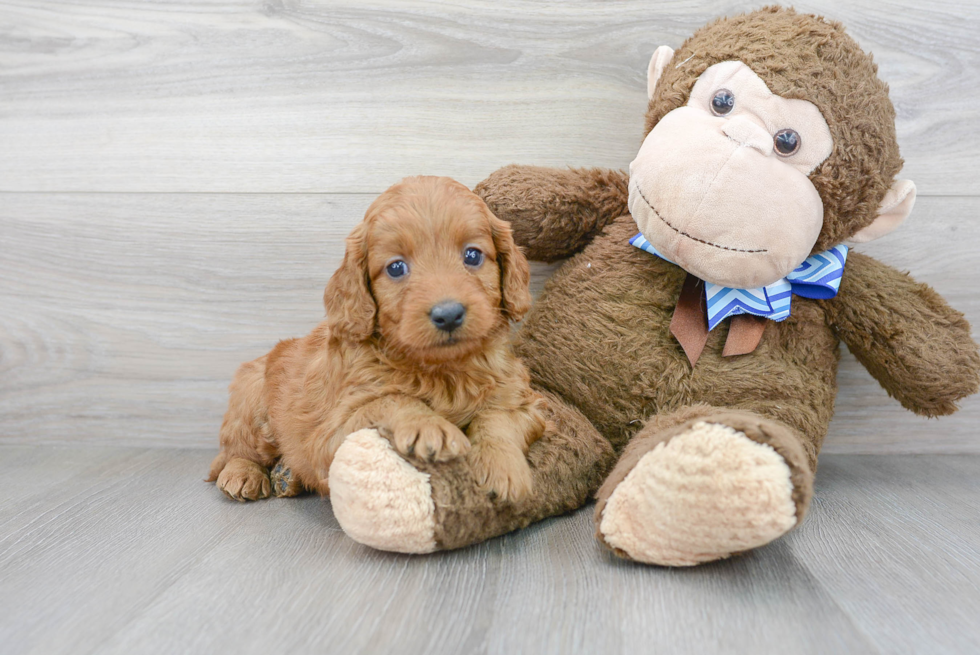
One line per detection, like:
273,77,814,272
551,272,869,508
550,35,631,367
270,461,304,498
216,458,271,501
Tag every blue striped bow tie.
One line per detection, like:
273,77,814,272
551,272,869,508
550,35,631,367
630,233,848,330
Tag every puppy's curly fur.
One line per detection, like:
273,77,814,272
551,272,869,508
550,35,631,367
207,176,545,503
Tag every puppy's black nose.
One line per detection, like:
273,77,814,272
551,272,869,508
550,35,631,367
430,301,466,333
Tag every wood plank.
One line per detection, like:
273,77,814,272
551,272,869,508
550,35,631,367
2,193,978,452
0,447,151,528
1,447,976,654
0,448,256,654
790,455,980,654
478,515,874,655
1,0,978,194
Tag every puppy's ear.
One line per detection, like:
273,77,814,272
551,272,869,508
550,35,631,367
324,222,376,342
490,213,532,322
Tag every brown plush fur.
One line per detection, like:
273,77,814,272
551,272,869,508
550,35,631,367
475,165,630,263
390,7,979,556
208,176,546,503
514,214,840,464
825,253,980,416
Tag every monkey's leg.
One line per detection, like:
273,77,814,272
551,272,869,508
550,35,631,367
327,390,616,553
594,405,814,566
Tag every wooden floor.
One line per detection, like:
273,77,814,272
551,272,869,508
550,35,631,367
3,1,980,653
0,447,978,655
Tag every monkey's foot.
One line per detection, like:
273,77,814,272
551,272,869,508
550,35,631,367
595,420,808,566
329,429,438,554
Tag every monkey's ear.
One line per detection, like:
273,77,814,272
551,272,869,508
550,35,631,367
324,221,376,342
647,45,675,100
849,180,917,244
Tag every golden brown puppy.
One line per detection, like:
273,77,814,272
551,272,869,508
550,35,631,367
207,176,545,503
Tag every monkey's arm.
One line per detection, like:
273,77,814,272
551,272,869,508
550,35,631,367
826,252,980,417
474,165,629,262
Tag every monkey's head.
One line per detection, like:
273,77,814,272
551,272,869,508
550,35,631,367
629,6,916,288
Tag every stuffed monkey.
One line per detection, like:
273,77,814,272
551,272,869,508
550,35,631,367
326,6,979,565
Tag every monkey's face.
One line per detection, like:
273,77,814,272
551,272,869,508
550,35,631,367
629,61,834,288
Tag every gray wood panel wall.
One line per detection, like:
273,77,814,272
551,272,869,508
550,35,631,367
2,0,979,452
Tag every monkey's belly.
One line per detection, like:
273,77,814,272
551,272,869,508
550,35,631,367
515,228,840,452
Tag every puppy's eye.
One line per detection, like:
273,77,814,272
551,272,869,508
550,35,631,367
385,259,409,280
463,247,484,268
711,89,734,116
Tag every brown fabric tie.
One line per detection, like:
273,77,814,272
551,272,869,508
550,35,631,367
669,273,709,367
670,273,767,367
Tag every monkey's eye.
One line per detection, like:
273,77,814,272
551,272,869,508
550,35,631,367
710,89,735,116
385,259,409,279
463,247,484,268
774,129,801,156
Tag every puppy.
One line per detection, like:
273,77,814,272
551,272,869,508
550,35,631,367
207,176,545,503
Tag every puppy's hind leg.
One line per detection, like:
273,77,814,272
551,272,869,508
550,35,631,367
269,459,307,498
208,356,279,501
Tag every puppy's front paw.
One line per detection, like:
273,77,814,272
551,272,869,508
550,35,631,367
216,458,271,501
469,443,533,503
389,414,470,463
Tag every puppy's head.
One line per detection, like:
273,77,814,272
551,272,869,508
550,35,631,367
324,176,531,363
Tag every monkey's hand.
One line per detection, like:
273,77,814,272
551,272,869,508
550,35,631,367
474,165,629,262
827,252,980,417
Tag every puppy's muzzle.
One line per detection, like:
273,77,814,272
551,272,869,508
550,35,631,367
430,301,466,333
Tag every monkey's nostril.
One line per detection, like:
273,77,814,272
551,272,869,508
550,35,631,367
430,301,466,333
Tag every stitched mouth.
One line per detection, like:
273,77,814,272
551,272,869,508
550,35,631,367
632,181,768,254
